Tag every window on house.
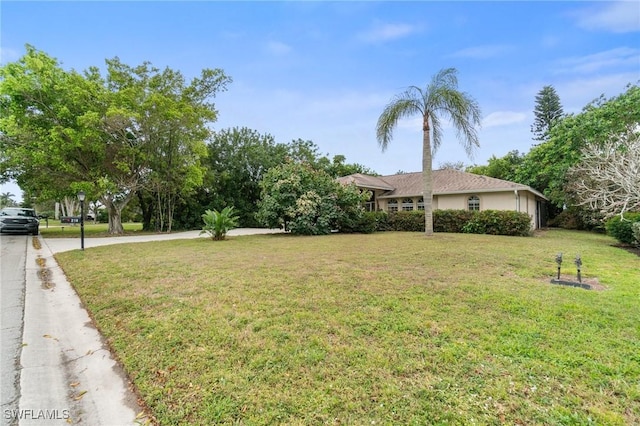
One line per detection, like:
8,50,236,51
401,198,414,211
365,191,375,212
417,197,425,211
468,195,480,211
388,199,398,212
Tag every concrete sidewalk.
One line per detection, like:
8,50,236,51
19,228,282,425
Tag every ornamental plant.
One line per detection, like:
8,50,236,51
200,207,239,240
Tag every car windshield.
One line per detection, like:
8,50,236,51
1,208,37,217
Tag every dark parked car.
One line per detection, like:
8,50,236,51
0,207,40,235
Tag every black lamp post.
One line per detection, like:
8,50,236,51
78,190,85,251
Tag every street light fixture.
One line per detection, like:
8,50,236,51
78,191,85,251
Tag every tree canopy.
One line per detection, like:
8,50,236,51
0,45,231,233
517,84,640,209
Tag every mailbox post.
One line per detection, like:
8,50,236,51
78,191,85,251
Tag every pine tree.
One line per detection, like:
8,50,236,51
531,85,564,141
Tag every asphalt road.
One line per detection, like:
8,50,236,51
1,234,27,426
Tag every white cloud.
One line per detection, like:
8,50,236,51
265,41,292,56
482,111,527,128
0,47,20,64
557,72,640,113
574,1,640,33
555,47,640,74
357,22,418,43
450,44,513,59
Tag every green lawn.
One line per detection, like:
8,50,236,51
55,229,639,425
39,220,143,237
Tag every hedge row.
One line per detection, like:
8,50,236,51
351,209,532,236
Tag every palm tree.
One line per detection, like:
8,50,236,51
0,192,17,208
376,68,482,236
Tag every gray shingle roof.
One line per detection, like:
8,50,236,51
339,170,547,200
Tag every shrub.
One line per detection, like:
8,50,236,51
605,213,640,245
462,210,532,236
388,211,425,232
368,211,391,231
547,206,604,232
257,162,368,235
632,222,640,247
433,209,475,233
338,211,380,234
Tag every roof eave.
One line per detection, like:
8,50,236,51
379,187,548,200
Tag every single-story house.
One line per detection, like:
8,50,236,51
337,169,548,230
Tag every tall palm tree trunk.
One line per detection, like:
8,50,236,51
423,114,434,236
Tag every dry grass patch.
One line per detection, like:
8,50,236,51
55,230,640,425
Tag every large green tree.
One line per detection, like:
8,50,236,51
531,85,564,142
0,46,104,202
204,127,289,227
106,58,230,233
190,131,376,229
257,161,368,235
376,67,482,236
0,46,230,234
517,83,640,210
466,150,525,182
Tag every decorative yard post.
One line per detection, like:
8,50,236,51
78,190,85,251
574,254,582,283
555,253,563,280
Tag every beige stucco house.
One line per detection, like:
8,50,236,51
338,169,548,230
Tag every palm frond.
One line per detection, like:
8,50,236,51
376,93,423,152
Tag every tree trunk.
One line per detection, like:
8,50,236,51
138,191,154,231
107,202,125,235
423,113,434,236
101,193,133,235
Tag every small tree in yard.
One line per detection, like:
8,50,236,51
257,161,368,235
200,207,239,240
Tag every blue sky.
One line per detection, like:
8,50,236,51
1,1,639,201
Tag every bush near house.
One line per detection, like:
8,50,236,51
606,212,640,245
257,161,369,235
462,210,532,236
434,209,476,233
547,206,604,232
366,210,532,236
632,222,640,247
388,211,425,232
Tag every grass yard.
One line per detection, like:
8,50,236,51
39,221,143,237
55,229,639,425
